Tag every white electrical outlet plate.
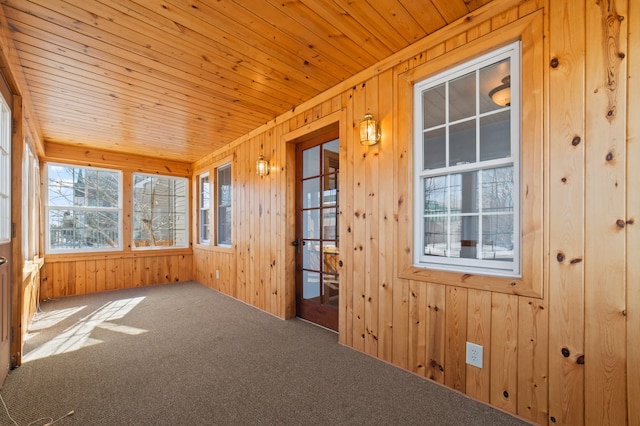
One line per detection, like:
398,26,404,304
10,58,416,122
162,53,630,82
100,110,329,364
466,342,483,368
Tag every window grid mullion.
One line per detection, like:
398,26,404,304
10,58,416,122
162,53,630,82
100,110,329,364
446,174,451,257
478,169,484,260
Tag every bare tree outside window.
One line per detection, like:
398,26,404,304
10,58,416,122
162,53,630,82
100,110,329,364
46,165,121,252
132,174,188,248
46,165,189,252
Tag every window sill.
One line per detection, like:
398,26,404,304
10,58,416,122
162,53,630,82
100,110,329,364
44,247,193,263
22,257,45,281
399,264,539,297
193,243,233,253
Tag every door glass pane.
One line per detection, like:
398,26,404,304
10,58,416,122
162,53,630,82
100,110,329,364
449,119,476,166
322,175,338,207
303,241,320,271
323,139,339,166
0,196,7,242
322,274,339,307
322,207,337,240
322,242,338,273
449,72,476,122
303,178,320,208
0,103,9,242
302,209,320,239
303,146,320,178
303,271,320,300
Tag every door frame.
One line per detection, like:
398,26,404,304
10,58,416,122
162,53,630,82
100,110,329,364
294,129,340,330
283,110,347,330
0,70,14,383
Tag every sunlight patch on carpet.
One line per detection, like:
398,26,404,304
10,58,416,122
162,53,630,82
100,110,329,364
28,306,86,332
23,296,147,362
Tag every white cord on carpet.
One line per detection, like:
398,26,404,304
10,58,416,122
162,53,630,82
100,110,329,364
0,392,74,426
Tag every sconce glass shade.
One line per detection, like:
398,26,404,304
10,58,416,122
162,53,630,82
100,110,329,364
489,76,511,107
256,154,269,176
360,112,380,146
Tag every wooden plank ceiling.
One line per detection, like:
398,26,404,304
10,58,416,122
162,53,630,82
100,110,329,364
3,0,493,163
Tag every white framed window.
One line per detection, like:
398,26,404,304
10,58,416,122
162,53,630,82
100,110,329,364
216,163,232,246
46,164,122,253
413,41,521,277
22,141,40,261
132,174,188,249
198,173,210,244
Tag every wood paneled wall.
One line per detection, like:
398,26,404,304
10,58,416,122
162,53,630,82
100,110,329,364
193,1,639,424
40,253,192,299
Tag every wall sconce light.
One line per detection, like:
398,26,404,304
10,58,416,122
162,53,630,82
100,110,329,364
489,76,511,107
256,154,269,176
359,111,380,146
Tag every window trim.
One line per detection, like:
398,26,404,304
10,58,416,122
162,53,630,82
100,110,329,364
396,11,544,298
45,163,123,254
198,172,211,244
131,173,189,250
413,42,522,278
193,156,233,252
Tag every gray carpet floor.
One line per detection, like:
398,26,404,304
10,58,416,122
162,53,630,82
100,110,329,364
0,281,532,425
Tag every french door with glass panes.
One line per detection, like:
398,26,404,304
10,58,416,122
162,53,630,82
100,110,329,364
295,131,340,331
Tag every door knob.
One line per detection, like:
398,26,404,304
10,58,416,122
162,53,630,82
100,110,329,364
0,257,6,266
291,238,305,254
